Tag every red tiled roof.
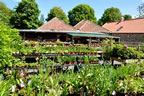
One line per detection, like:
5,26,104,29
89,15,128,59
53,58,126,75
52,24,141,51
103,18,144,33
74,20,110,33
38,17,77,31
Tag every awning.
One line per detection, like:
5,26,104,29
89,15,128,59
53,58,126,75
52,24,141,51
68,33,120,38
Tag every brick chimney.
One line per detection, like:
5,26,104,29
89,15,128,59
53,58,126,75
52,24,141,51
117,17,124,24
120,17,124,22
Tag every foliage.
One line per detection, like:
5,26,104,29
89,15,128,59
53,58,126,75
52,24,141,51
99,7,122,26
117,62,144,95
139,43,144,52
10,0,42,29
0,76,16,95
68,4,97,26
20,44,98,54
0,25,22,71
101,39,142,59
46,6,69,24
117,77,144,95
1,61,144,95
0,1,12,26
138,3,144,18
123,14,132,20
40,14,45,25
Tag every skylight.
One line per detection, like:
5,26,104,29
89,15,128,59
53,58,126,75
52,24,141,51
116,26,123,31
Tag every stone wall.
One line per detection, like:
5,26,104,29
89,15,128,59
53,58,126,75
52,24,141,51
111,33,144,46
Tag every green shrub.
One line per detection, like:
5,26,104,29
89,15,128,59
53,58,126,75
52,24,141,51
102,40,142,59
0,25,22,71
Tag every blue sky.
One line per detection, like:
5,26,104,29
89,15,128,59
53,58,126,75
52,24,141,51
1,0,143,20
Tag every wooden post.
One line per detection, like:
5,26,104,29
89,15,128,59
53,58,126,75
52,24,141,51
72,37,75,45
56,35,60,41
118,38,120,44
24,32,26,40
66,35,69,42
88,37,92,47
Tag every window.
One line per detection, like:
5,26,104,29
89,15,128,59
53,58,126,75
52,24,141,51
116,26,123,31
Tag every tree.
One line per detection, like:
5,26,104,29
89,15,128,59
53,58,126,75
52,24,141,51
0,1,11,25
46,7,69,24
138,3,144,18
68,4,97,26
99,7,122,26
123,14,132,20
0,25,22,71
10,0,42,29
40,14,45,24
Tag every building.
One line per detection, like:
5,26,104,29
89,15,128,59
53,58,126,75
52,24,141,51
73,20,120,44
103,18,144,46
19,17,119,45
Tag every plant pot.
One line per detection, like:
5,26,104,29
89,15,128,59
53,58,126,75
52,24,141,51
69,62,72,64
15,87,19,92
72,52,75,54
26,66,29,68
72,61,75,64
78,61,82,64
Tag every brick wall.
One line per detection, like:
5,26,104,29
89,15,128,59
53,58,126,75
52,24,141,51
111,33,144,46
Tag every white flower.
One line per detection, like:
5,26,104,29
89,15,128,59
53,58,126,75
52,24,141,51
120,82,123,86
21,83,25,88
20,79,25,87
124,89,127,93
28,80,31,85
20,79,23,83
78,76,81,78
112,90,116,95
12,85,16,92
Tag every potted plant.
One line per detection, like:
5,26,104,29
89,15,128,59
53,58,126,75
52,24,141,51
88,56,94,63
71,56,76,64
78,56,84,64
93,57,99,63
62,56,67,65
66,57,72,64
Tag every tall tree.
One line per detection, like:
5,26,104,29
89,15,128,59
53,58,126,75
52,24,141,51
123,14,132,20
68,4,97,26
46,7,69,24
138,3,144,18
40,14,45,24
10,0,42,29
0,1,11,25
98,7,122,26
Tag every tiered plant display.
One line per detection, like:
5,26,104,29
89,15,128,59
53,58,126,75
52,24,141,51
14,45,99,56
